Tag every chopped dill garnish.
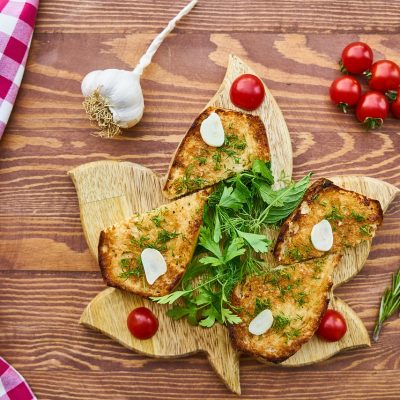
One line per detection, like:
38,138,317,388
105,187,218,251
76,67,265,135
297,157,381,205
351,211,365,222
360,224,372,236
326,205,344,221
151,214,165,227
131,235,150,247
157,229,179,243
286,248,303,262
293,291,307,306
254,298,271,316
131,229,180,253
272,314,291,331
312,259,324,279
212,134,247,170
284,327,301,342
195,156,207,166
118,256,143,280
173,164,208,194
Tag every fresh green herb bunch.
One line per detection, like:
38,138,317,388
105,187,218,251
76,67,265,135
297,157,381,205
151,160,311,328
373,268,400,342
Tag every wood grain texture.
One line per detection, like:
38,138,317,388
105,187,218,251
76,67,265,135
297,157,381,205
2,32,400,272
71,155,397,392
0,1,400,398
0,271,399,399
71,54,294,393
34,0,400,34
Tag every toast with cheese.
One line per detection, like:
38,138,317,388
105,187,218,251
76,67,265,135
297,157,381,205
274,178,383,265
163,106,270,199
98,189,210,298
230,253,342,362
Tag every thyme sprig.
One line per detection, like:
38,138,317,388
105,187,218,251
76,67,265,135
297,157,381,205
373,268,400,342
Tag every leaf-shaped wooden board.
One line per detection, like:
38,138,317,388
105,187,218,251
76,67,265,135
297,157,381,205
69,55,399,395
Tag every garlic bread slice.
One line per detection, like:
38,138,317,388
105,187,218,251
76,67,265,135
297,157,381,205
274,178,383,265
98,189,210,298
230,254,342,362
163,107,270,199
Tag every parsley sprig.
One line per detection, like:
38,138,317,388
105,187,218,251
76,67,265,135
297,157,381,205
151,160,311,328
373,268,400,342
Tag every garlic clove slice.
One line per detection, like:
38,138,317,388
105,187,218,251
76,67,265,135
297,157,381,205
248,309,274,336
141,248,167,285
200,112,225,147
311,219,334,252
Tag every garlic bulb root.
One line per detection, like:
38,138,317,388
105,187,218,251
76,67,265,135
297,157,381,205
82,90,121,138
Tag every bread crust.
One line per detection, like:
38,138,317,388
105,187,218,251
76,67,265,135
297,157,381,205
274,178,383,264
163,107,270,199
98,189,211,297
230,254,342,362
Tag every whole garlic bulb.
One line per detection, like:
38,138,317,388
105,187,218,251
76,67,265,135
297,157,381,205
82,69,143,129
81,0,198,138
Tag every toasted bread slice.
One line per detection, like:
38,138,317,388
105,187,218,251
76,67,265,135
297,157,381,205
274,178,383,265
163,107,269,199
98,189,210,298
230,253,342,362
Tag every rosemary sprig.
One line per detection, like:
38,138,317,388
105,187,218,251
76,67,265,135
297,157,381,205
373,268,400,342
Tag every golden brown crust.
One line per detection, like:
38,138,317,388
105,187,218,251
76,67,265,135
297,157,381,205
230,254,342,362
98,189,211,298
274,178,383,264
163,106,270,199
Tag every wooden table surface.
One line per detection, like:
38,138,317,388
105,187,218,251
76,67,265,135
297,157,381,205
1,1,399,399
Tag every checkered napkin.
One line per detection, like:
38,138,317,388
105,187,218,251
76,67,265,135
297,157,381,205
0,0,39,138
0,358,36,400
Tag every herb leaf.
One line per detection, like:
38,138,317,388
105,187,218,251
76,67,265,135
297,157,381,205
150,290,191,305
218,186,244,210
223,237,246,263
373,268,400,342
237,230,271,253
258,172,311,225
199,227,223,259
152,160,311,329
252,159,274,183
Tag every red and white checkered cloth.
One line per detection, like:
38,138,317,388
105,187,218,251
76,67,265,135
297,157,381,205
0,0,39,139
0,358,36,400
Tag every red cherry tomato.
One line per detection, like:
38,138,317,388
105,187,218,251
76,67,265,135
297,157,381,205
329,76,361,113
367,60,400,92
317,309,347,342
390,86,400,118
340,42,373,74
127,307,159,340
355,91,389,129
230,74,265,111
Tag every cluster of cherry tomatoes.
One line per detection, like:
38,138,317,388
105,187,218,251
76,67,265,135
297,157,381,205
330,42,400,129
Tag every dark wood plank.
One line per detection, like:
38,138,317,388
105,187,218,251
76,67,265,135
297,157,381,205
0,2,399,398
1,32,399,271
0,272,399,399
35,0,400,34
